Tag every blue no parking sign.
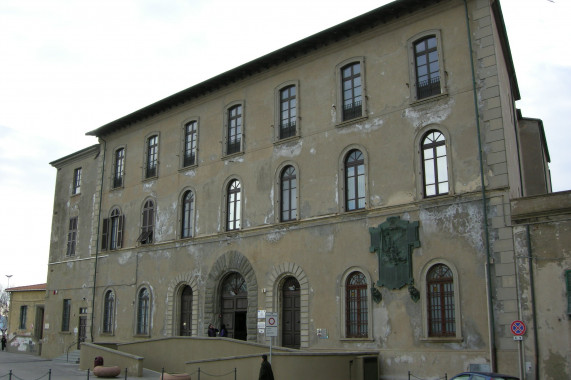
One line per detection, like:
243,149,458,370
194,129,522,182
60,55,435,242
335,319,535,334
510,320,526,336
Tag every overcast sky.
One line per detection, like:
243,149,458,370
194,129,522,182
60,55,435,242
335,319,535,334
0,0,569,289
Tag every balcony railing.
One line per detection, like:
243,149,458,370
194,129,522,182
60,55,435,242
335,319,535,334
279,121,296,139
417,77,441,99
227,140,241,155
342,101,362,121
183,152,196,167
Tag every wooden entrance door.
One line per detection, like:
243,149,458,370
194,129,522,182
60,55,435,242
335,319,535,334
180,286,192,336
282,277,300,348
77,316,87,349
221,272,248,340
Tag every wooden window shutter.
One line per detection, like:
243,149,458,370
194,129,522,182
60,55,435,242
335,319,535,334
101,218,109,250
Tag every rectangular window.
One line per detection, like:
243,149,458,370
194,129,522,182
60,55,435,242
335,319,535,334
184,121,197,167
342,63,362,121
227,105,242,155
113,148,125,188
145,135,158,178
66,217,78,256
72,168,81,194
62,299,71,331
414,36,440,99
279,86,297,139
19,305,27,329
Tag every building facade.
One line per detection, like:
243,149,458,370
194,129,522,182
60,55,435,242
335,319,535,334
42,0,569,379
5,284,46,354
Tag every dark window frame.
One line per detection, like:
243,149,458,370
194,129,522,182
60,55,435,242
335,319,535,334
19,305,27,330
280,166,297,222
421,130,449,198
72,168,81,195
414,36,441,100
279,86,297,139
66,216,78,256
226,180,241,231
103,290,114,334
181,190,194,238
226,105,242,155
102,208,124,251
341,62,363,121
138,199,155,244
183,121,198,167
62,299,71,332
136,288,150,335
427,264,455,337
346,271,368,338
113,148,125,188
145,135,159,179
345,150,366,211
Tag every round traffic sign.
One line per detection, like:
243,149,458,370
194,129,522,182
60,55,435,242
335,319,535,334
510,320,526,336
268,317,276,326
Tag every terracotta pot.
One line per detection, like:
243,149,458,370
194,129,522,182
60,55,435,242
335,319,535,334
159,373,191,380
93,366,121,378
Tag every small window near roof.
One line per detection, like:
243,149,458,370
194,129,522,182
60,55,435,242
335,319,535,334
183,121,197,167
145,135,158,178
113,148,125,188
279,86,297,139
341,63,362,121
227,105,242,155
72,168,81,194
414,36,441,99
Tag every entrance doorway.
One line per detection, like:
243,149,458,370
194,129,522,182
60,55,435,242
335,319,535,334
221,272,248,340
180,286,192,336
282,277,300,349
77,315,87,349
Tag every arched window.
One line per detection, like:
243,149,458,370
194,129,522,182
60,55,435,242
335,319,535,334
345,150,365,211
180,286,193,336
103,290,115,333
137,288,150,335
181,191,194,238
341,62,362,121
427,264,455,337
279,86,297,139
422,130,449,197
280,166,297,222
227,180,241,231
138,200,155,244
346,271,368,338
102,208,123,251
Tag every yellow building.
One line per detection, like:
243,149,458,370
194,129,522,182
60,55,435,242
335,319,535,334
6,284,46,355
43,1,569,379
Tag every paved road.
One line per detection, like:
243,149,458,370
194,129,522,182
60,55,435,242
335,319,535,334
0,351,160,380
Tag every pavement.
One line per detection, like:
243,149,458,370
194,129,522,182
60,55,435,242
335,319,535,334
0,351,161,380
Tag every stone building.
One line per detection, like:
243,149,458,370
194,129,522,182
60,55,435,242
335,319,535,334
5,283,46,354
42,0,569,379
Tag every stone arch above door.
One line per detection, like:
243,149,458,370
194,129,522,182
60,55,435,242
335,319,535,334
205,251,258,342
165,272,200,337
266,262,310,348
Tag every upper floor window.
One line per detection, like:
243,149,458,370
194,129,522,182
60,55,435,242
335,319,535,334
227,105,242,155
72,167,82,195
345,150,365,211
346,271,368,338
136,288,150,335
66,216,78,256
279,86,297,139
145,135,159,178
183,121,198,167
280,166,297,222
61,299,71,332
422,130,449,197
427,264,455,337
227,180,241,231
103,290,115,334
341,63,362,121
181,190,194,239
138,199,155,244
414,36,440,99
113,148,125,188
102,208,124,251
19,305,27,329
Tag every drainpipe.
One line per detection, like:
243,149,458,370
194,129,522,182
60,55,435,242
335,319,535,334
463,0,497,371
526,225,540,379
91,138,106,342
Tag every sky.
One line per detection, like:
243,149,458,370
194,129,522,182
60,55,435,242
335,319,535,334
0,0,569,289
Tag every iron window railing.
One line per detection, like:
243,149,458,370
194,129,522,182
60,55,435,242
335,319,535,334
280,121,296,139
343,101,362,121
417,77,441,99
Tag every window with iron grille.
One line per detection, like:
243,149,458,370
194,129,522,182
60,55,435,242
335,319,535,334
280,166,297,222
346,272,368,338
183,121,197,167
414,36,441,99
422,130,449,197
227,105,242,155
427,264,455,337
103,290,114,334
145,135,158,178
62,299,71,332
227,180,241,231
341,63,362,121
113,148,125,188
280,86,297,139
137,288,150,335
72,168,81,195
19,305,27,329
102,208,123,251
66,216,78,256
181,190,194,238
345,150,365,211
138,200,154,244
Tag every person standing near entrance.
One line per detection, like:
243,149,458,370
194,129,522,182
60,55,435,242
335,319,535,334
258,354,274,380
1,335,6,351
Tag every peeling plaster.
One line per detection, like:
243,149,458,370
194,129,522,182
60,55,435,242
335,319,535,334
265,230,285,243
225,156,244,165
310,148,316,155
337,117,384,134
419,202,485,253
118,251,132,265
184,169,196,177
273,140,302,158
403,97,454,128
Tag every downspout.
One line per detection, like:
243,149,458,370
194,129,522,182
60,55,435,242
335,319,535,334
526,225,540,379
463,0,497,371
91,137,106,342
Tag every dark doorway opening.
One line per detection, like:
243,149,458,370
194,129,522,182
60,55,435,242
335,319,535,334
180,286,192,336
77,315,87,349
221,272,248,341
282,277,300,349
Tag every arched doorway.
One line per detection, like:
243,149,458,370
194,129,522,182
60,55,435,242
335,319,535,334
180,285,192,336
221,272,248,340
282,277,300,349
